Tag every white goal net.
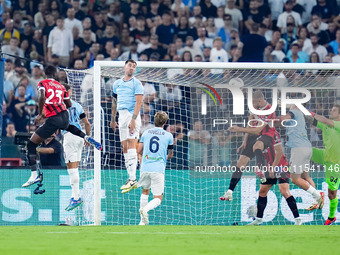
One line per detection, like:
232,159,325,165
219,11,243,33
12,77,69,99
64,62,340,226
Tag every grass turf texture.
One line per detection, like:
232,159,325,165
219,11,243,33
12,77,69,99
1,225,339,255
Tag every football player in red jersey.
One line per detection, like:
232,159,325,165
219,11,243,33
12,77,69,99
220,90,277,201
23,65,102,188
247,131,302,226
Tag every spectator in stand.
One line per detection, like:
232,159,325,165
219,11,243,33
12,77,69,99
282,20,298,53
48,16,74,67
189,5,206,27
42,12,56,62
276,0,302,34
38,133,63,167
210,37,229,73
156,11,176,49
124,0,142,24
12,11,25,33
217,14,233,45
311,0,338,23
130,16,148,42
64,7,83,35
325,21,337,43
214,7,225,30
180,35,202,59
323,54,333,63
107,2,122,24
120,27,132,53
1,37,24,63
146,0,161,31
172,0,189,18
298,26,312,54
3,72,14,106
14,76,36,100
3,122,16,140
288,43,305,63
73,59,85,69
158,83,182,111
329,30,340,55
4,58,14,81
92,11,106,40
72,0,86,21
32,29,44,60
0,19,20,45
203,46,211,61
176,15,190,42
13,0,33,22
0,11,11,30
265,39,286,62
258,0,272,21
225,28,240,51
105,47,120,61
74,28,93,60
182,50,193,61
119,41,139,61
7,84,28,132
140,113,155,136
141,34,167,60
225,0,243,33
167,43,178,60
307,13,329,45
2,103,12,136
243,0,268,33
285,39,309,62
200,0,217,18
332,44,340,63
79,18,96,42
30,65,44,90
137,31,151,53
34,2,46,29
239,23,267,62
194,26,213,52
9,59,27,88
188,120,211,167
205,17,218,38
307,33,328,62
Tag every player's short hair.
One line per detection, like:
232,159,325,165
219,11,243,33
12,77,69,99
154,111,169,127
253,90,264,100
125,59,137,66
44,65,57,78
333,104,340,112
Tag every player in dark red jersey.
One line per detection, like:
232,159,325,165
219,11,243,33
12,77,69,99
23,65,102,188
247,131,302,225
220,90,277,201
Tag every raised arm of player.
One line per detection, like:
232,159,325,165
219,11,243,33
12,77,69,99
228,122,266,135
129,94,143,133
313,114,335,128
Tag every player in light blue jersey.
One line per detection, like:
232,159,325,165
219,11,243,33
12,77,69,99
110,59,144,192
135,111,173,225
63,84,91,211
278,104,324,211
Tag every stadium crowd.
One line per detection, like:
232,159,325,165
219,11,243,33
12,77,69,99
2,0,340,167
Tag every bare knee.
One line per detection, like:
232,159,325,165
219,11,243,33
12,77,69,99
142,189,150,195
154,194,163,202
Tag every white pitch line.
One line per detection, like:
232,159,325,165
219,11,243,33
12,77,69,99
105,232,222,235
46,232,79,234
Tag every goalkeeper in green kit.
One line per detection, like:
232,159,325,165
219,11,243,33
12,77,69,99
308,105,340,225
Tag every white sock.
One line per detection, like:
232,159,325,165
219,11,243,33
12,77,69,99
227,189,233,194
143,198,161,213
306,186,321,201
68,168,80,200
31,171,38,178
126,149,137,180
140,194,149,209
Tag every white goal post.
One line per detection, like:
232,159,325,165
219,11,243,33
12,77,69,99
88,61,340,226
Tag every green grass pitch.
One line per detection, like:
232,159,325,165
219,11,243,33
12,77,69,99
1,225,339,255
